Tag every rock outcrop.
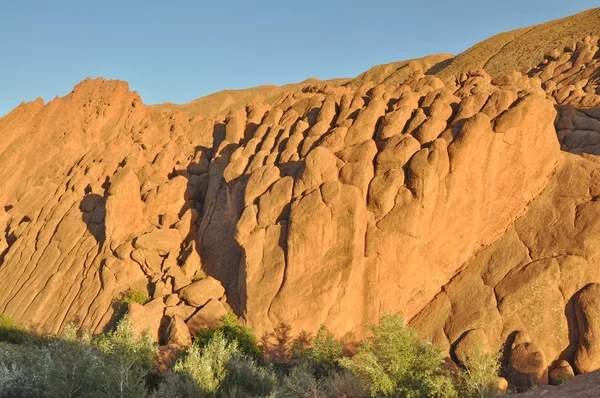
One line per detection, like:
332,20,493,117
1,12,600,392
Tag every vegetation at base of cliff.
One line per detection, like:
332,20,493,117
340,314,457,397
195,313,262,361
0,313,502,398
457,344,502,398
0,314,157,398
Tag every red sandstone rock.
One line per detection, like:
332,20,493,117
178,277,225,307
128,298,166,343
0,28,599,386
186,299,228,336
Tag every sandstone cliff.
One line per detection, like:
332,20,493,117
1,9,600,391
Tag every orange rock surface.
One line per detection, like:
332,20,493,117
1,9,600,391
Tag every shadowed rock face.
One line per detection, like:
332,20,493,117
2,16,600,391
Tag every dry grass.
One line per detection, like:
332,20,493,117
437,8,600,78
151,77,350,118
345,53,454,89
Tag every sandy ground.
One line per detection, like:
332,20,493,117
505,371,600,397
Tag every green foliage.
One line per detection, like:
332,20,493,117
195,313,262,361
0,311,502,398
340,314,457,398
292,325,343,378
155,331,239,397
277,365,323,398
277,365,368,398
113,289,151,324
217,355,277,397
193,271,207,281
457,345,501,398
0,314,14,329
0,316,157,398
0,314,32,345
322,371,370,398
156,331,277,398
121,289,151,306
550,373,570,386
93,315,158,397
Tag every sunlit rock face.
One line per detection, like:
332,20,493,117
2,24,600,392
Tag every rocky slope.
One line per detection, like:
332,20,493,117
156,8,600,120
1,8,600,392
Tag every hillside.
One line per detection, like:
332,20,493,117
154,8,600,120
151,77,351,118
1,7,600,394
437,7,600,78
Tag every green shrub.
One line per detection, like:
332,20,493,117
292,325,343,378
122,289,151,306
0,314,14,329
193,271,207,281
277,366,368,398
340,314,457,398
277,364,323,398
93,315,158,397
551,373,570,386
218,355,277,397
156,331,239,396
113,289,151,324
195,313,262,361
0,316,156,398
0,314,35,345
321,371,369,398
457,345,501,398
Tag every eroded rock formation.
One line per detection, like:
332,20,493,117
1,16,600,392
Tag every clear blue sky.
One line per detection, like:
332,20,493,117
0,0,598,117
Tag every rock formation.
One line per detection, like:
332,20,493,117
1,9,600,391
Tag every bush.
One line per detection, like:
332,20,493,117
0,314,32,345
155,331,239,397
93,314,158,397
156,331,279,398
195,313,262,361
292,325,343,378
122,289,151,306
0,314,14,329
0,311,501,397
192,271,207,281
0,316,157,398
457,345,501,398
322,371,369,398
276,364,323,398
277,366,368,398
218,355,277,397
340,314,457,397
113,289,151,324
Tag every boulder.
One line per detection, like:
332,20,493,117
574,283,600,373
507,339,548,392
186,299,228,336
453,329,490,366
178,276,225,307
133,229,182,256
128,298,166,343
164,294,180,307
105,167,148,249
549,360,575,385
163,315,192,347
165,304,197,320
